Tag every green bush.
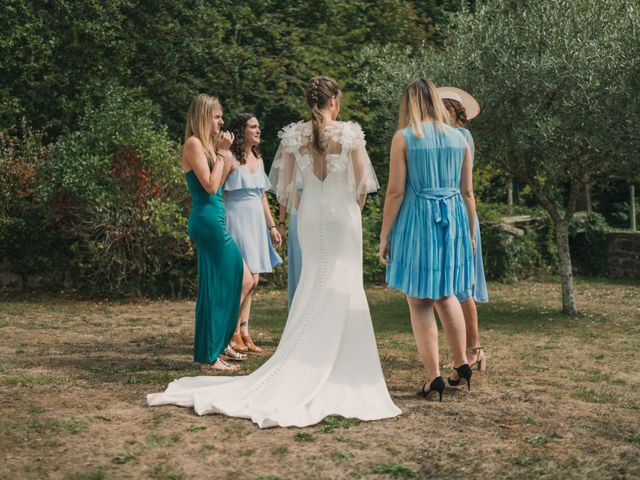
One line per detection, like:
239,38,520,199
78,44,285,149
569,212,609,276
0,125,64,280
362,195,385,283
42,87,193,296
481,221,542,282
610,199,639,229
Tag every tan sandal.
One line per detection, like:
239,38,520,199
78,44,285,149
442,347,486,371
242,335,263,353
230,333,248,353
221,345,247,361
468,346,486,372
201,359,239,372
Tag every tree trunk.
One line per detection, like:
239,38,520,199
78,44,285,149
507,178,514,213
631,184,636,232
554,220,577,315
585,183,592,213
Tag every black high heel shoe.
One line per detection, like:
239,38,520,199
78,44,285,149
416,376,445,402
447,363,472,390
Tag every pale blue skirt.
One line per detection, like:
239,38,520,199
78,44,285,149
287,209,302,307
455,215,489,303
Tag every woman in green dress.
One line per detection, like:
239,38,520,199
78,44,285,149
181,94,252,371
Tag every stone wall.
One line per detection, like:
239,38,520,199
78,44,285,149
607,232,640,280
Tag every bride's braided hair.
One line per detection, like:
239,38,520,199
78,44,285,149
306,76,340,154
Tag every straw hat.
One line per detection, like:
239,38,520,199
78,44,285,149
437,87,480,120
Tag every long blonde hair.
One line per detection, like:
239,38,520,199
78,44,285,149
398,78,448,137
184,94,221,163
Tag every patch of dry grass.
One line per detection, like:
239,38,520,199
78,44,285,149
1,278,639,479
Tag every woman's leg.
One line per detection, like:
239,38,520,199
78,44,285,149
434,295,468,368
239,274,259,336
230,264,255,353
406,296,440,384
460,298,482,364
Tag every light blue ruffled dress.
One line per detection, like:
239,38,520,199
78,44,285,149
224,165,282,274
455,128,488,303
386,123,474,299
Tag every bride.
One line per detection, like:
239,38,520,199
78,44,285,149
147,76,401,428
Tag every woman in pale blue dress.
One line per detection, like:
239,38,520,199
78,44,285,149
438,87,488,372
274,178,303,308
379,79,476,401
224,113,282,354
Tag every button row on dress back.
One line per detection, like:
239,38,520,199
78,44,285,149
241,204,327,403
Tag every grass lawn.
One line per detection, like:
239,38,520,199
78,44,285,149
1,278,639,479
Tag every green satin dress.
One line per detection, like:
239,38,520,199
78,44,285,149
186,171,243,363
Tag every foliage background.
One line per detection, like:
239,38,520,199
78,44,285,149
1,0,636,297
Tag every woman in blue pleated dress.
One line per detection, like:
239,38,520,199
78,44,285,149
379,79,476,401
438,87,488,373
224,113,282,354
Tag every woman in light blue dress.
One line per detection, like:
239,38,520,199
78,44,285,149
438,87,488,373
379,79,476,401
274,181,303,308
224,113,282,354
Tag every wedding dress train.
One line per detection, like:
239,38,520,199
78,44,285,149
147,121,401,428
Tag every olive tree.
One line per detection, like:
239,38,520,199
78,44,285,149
356,0,639,314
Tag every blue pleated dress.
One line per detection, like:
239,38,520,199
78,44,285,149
386,123,474,300
224,166,282,274
455,128,488,304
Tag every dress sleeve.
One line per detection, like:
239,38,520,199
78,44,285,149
344,122,379,198
268,123,301,211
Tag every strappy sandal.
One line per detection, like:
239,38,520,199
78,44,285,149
229,333,248,353
222,345,247,361
442,347,486,371
468,346,486,372
241,335,263,353
201,359,240,372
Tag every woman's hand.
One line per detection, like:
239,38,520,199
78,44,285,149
270,227,283,249
277,222,286,239
378,237,390,266
217,131,235,150
471,236,476,256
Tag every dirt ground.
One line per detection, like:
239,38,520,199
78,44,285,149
1,278,639,480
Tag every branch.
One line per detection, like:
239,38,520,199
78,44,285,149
524,170,561,223
565,172,587,222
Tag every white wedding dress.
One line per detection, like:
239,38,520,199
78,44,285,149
147,120,401,428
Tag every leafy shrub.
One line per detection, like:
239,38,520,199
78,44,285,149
42,87,193,296
0,125,62,279
362,195,384,282
481,221,542,282
569,212,609,276
610,199,639,229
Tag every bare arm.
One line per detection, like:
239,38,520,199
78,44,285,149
379,131,407,240
220,150,237,186
460,144,477,250
183,137,223,194
351,145,368,210
262,192,276,228
260,159,282,248
278,203,287,237
378,131,407,264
